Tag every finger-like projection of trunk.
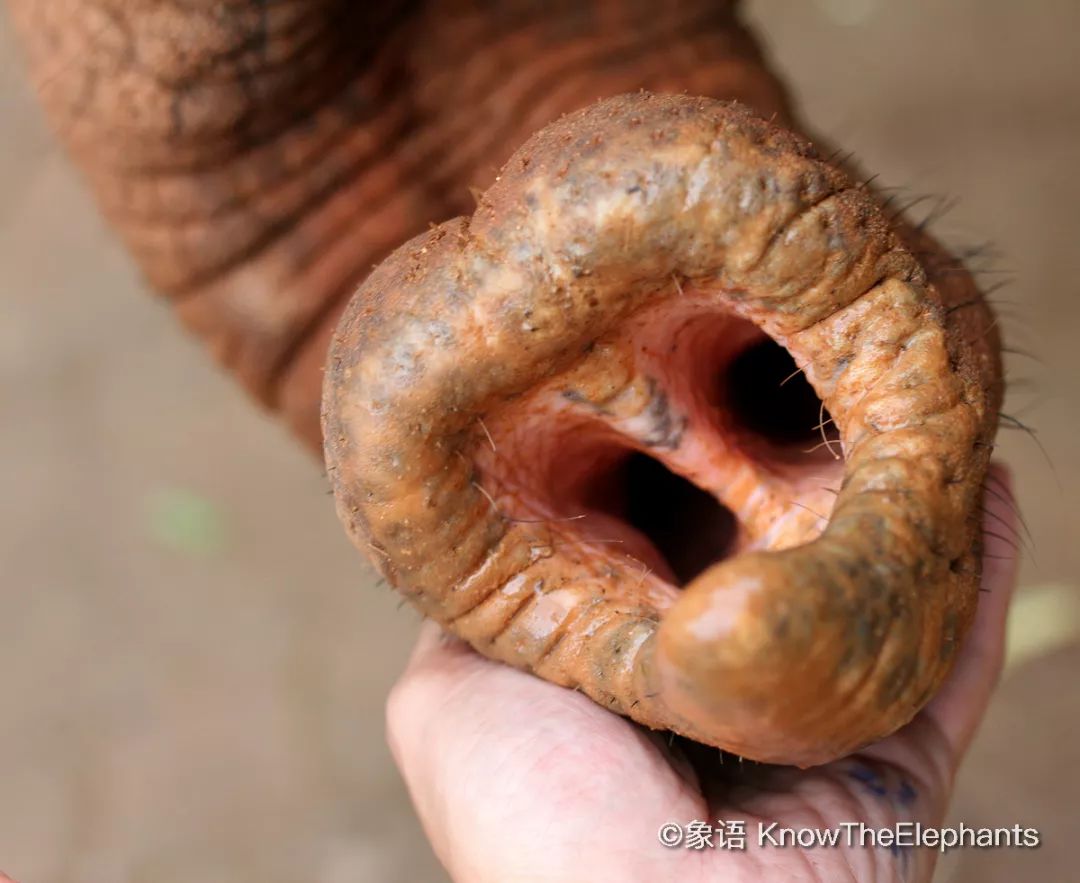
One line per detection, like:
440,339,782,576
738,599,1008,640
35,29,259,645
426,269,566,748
10,1,1001,764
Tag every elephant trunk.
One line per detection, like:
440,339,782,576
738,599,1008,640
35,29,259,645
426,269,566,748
8,0,789,448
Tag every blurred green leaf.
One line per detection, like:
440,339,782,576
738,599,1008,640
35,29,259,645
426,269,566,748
146,487,227,557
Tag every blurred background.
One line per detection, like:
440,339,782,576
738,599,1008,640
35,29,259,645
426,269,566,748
1,1,1077,880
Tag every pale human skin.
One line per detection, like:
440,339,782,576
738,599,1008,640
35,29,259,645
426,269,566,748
386,466,1018,883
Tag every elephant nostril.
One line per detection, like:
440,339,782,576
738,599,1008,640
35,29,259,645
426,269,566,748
617,452,739,586
580,450,739,587
723,338,841,465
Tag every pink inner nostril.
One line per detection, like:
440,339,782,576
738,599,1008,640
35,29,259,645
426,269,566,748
584,450,740,585
472,290,846,592
722,337,843,469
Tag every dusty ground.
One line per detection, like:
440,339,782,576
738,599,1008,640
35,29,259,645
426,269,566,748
1,1,1077,881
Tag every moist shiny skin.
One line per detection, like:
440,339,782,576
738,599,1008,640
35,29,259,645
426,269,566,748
323,94,1001,766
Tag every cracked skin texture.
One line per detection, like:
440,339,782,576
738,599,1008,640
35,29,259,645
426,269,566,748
9,0,788,447
9,0,1001,765
323,94,1001,766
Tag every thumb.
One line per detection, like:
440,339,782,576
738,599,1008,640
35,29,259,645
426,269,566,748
386,621,706,882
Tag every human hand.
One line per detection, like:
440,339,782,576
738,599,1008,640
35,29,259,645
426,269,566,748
387,466,1019,883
